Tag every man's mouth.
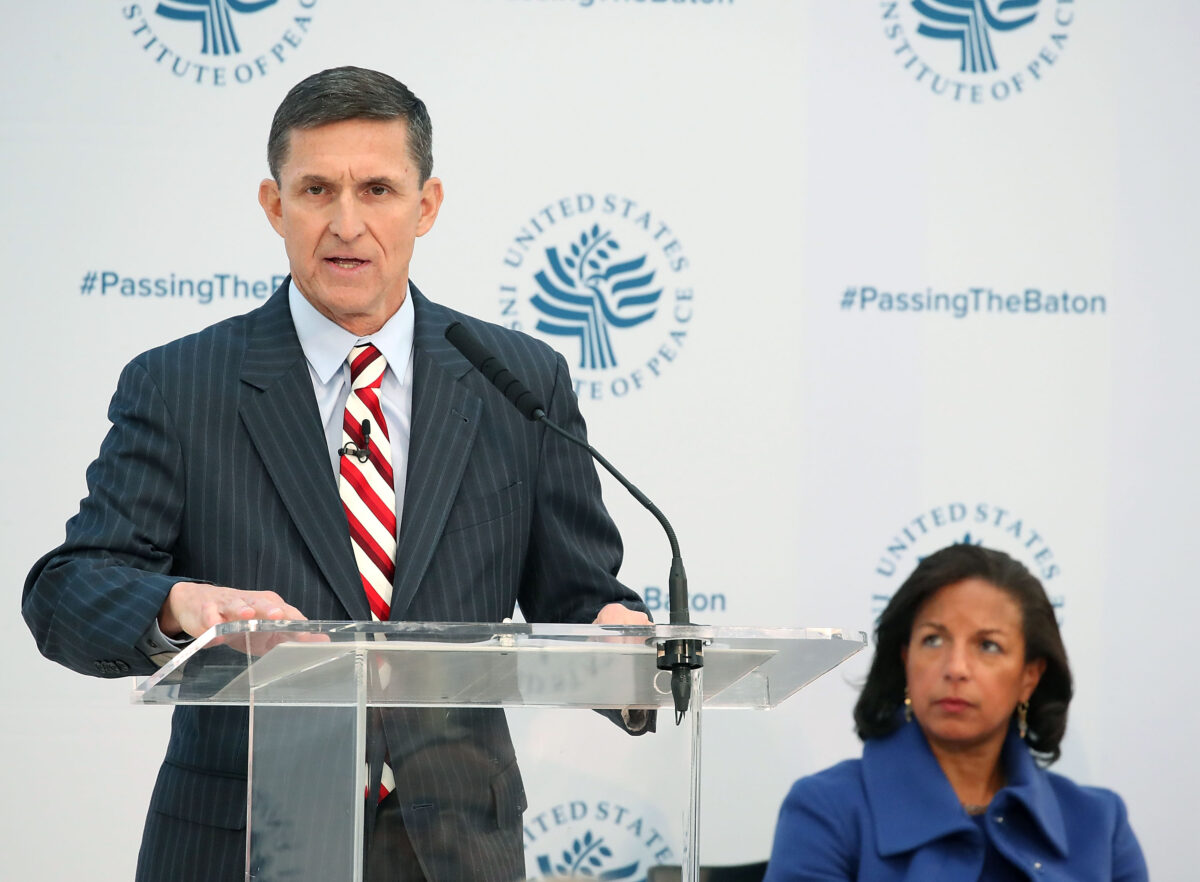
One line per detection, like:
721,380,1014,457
326,257,367,269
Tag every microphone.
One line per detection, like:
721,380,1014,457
444,321,703,722
445,322,546,421
338,419,371,463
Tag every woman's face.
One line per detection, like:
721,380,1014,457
903,578,1045,755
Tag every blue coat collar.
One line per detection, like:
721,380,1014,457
862,720,1069,860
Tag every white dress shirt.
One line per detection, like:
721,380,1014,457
287,280,415,527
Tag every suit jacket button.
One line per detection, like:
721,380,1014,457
94,660,131,675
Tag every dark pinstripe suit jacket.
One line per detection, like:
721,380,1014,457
23,279,645,880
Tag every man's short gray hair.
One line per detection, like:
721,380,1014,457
267,66,434,184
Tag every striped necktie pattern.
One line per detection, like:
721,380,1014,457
338,343,396,622
339,343,398,800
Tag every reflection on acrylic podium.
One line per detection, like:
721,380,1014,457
134,621,866,882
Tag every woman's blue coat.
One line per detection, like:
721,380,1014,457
764,721,1147,881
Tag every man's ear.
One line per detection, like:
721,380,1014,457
258,178,285,237
416,177,444,237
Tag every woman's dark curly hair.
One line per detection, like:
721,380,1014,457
853,544,1073,765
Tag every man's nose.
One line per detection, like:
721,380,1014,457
329,193,365,240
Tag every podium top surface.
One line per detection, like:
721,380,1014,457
133,621,867,711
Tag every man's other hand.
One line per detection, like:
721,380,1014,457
159,582,307,639
591,603,651,626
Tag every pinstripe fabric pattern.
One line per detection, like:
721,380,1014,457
23,278,645,881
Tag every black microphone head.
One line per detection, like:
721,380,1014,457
445,322,491,370
444,321,547,421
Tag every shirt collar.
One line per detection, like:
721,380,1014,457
288,280,415,383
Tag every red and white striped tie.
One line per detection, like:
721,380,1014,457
339,344,397,801
339,344,396,623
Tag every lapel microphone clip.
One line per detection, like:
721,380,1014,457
338,419,372,463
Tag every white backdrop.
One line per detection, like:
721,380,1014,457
2,1,1197,878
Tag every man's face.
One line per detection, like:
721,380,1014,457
258,118,443,335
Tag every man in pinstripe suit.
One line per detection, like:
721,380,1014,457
23,67,651,881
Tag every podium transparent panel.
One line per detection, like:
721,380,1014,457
248,705,364,880
133,622,865,881
134,621,866,710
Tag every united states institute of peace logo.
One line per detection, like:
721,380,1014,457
120,0,318,86
524,795,677,881
868,500,1065,623
880,0,1076,102
499,193,695,403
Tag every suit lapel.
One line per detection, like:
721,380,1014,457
389,286,482,619
237,283,369,621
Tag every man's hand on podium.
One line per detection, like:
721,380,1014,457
591,603,651,627
159,582,306,639
589,603,656,733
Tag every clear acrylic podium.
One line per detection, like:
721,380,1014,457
134,621,866,882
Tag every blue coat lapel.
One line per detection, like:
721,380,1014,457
863,720,977,857
863,719,1070,874
237,282,369,621
997,725,1070,858
388,285,482,619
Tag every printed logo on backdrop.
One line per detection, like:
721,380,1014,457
78,269,285,304
839,283,1107,318
524,794,676,881
121,1,318,86
499,194,695,403
870,501,1065,622
880,0,1076,102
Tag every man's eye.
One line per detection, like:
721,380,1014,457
306,186,325,196
368,186,389,196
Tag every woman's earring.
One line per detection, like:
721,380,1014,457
904,689,913,723
1017,700,1029,739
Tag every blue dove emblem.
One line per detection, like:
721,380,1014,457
912,0,1039,73
531,225,662,371
535,830,641,880
156,0,278,56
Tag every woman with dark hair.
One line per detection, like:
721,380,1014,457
764,544,1147,881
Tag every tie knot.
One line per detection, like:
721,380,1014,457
348,344,386,391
